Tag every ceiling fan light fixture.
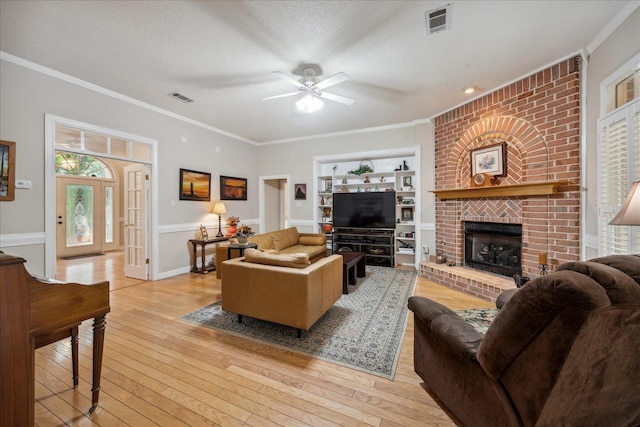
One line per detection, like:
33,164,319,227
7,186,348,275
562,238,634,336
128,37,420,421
296,94,324,113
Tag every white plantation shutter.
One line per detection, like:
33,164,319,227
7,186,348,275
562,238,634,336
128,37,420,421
599,99,640,255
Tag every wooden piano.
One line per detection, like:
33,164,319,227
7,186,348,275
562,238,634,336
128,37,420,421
0,252,110,425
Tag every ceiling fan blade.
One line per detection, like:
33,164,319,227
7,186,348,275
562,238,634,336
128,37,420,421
314,72,350,90
272,71,305,89
262,91,300,101
319,91,355,105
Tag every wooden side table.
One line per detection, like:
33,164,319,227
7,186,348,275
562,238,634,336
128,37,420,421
189,237,229,274
227,243,258,259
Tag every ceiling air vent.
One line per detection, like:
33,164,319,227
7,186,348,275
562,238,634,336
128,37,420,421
425,5,451,35
169,92,194,103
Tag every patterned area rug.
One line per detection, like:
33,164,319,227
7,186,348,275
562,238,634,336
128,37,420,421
181,266,417,379
455,308,499,334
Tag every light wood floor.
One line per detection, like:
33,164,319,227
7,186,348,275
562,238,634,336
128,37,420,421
38,251,493,426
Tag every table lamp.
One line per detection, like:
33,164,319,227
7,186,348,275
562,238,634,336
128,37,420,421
609,181,640,225
212,202,227,237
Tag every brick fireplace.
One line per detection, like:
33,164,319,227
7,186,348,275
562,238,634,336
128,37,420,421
421,57,582,302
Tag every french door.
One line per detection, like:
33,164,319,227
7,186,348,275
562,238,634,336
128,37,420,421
123,164,150,280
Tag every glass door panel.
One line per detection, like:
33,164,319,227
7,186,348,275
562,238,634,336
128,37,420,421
66,184,94,246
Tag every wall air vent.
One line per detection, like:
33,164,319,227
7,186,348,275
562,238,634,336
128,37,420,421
169,92,194,103
425,5,451,35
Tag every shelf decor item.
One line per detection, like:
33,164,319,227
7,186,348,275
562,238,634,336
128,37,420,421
347,159,374,175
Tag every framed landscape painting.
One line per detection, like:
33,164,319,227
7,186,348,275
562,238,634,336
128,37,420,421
470,142,506,177
220,175,247,200
179,168,211,201
0,140,16,201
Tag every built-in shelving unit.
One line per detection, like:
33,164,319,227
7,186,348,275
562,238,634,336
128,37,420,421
314,148,421,269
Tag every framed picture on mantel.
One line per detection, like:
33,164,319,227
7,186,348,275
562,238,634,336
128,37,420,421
470,142,506,177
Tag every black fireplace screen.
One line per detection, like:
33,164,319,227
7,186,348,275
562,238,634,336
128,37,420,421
464,222,522,277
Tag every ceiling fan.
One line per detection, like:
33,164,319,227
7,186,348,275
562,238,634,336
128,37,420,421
262,65,354,113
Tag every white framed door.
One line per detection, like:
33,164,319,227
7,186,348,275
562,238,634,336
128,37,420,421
123,164,150,280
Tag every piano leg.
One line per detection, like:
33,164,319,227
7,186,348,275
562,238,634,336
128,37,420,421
89,314,106,414
71,325,79,388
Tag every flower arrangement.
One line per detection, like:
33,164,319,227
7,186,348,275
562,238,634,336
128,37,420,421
236,224,253,237
226,216,240,226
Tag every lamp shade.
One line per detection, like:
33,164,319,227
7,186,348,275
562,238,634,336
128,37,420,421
212,202,227,215
610,181,640,225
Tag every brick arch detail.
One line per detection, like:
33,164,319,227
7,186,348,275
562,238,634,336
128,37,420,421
449,116,548,188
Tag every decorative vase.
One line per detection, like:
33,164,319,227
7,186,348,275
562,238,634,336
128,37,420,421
228,225,237,235
236,235,249,245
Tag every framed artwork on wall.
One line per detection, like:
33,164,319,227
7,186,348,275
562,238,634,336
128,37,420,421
295,183,307,200
220,175,247,200
179,168,211,201
470,142,507,177
0,140,16,201
401,207,414,222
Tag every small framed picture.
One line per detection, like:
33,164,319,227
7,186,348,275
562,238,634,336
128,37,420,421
470,142,507,177
324,178,333,193
199,225,208,240
402,176,412,187
0,140,16,201
295,183,307,200
401,207,413,222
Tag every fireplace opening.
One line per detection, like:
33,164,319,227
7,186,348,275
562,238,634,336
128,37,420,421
464,222,522,277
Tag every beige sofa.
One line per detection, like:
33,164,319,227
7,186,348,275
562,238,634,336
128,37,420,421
215,227,327,278
221,251,343,337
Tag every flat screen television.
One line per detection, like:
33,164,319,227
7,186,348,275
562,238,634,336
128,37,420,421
332,191,396,229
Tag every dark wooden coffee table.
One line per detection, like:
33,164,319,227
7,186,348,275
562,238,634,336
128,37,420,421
340,251,366,294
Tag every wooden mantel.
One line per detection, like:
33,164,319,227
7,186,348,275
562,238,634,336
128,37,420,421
431,181,568,200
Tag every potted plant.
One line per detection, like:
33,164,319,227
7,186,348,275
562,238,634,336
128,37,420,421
226,216,240,235
235,224,253,245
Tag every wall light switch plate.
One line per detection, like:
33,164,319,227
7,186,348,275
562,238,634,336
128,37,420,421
295,202,302,208
15,180,32,189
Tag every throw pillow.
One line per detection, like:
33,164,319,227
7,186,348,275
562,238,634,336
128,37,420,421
243,248,310,268
272,227,300,250
299,235,324,246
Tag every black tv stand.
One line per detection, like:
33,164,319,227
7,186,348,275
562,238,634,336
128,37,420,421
332,227,395,267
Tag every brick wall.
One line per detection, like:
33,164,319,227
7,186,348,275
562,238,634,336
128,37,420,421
432,56,581,280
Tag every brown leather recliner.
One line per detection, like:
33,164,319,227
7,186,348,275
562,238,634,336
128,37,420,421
408,255,640,427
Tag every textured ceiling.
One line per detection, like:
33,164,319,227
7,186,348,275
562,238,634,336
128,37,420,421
0,1,634,143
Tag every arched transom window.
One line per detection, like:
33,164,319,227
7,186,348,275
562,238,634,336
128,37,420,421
55,152,113,179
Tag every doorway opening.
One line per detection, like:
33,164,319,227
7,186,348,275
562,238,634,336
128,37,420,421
45,115,158,280
259,175,290,234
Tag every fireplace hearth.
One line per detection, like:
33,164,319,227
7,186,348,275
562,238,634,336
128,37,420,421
464,222,522,277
